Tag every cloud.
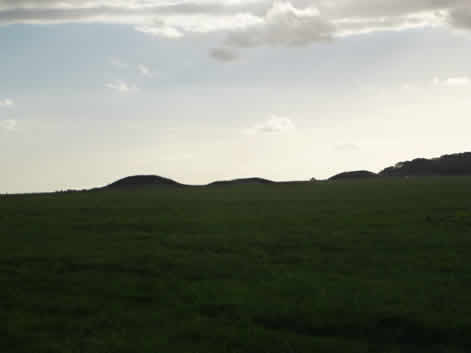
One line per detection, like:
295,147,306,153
448,5,471,29
136,19,184,38
445,76,471,86
135,13,261,38
1,0,471,60
225,2,334,48
0,0,463,35
105,80,137,92
333,11,445,37
138,64,152,77
245,115,295,135
433,76,471,86
0,119,17,131
315,0,460,18
209,47,239,62
0,98,14,107
208,0,448,59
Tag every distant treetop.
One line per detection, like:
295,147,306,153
380,152,471,177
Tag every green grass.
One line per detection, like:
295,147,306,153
2,177,471,353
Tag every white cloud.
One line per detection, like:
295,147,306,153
0,119,17,131
105,80,137,92
245,115,296,135
213,1,448,58
315,0,461,19
445,76,471,86
209,47,239,62
333,11,445,37
433,76,471,87
136,20,184,38
1,0,471,59
136,13,261,38
138,64,152,77
0,98,14,107
0,0,466,37
226,1,334,48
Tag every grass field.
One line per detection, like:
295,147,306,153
2,177,471,353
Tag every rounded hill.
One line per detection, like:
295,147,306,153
208,177,274,186
106,175,181,188
329,171,378,181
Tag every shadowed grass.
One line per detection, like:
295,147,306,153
2,177,471,352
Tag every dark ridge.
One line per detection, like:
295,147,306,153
106,175,182,188
208,177,275,186
89,151,471,192
380,152,471,177
329,170,378,181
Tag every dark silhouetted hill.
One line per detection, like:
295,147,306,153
106,175,182,188
208,177,274,186
380,152,471,177
329,170,378,181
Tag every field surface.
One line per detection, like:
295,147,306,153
2,177,471,353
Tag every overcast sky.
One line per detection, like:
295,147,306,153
1,0,471,193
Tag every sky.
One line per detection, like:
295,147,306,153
1,0,471,193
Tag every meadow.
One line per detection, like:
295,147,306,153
2,177,471,353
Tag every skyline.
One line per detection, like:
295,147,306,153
1,0,471,193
